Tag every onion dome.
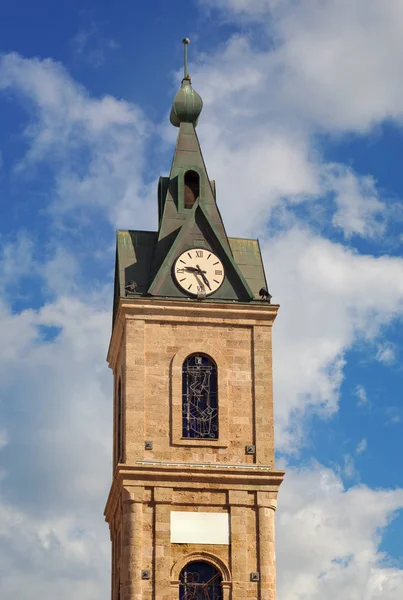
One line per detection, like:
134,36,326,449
170,38,203,127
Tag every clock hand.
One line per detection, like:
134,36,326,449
184,266,207,274
196,264,211,290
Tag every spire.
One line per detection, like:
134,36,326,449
183,36,190,78
170,38,203,127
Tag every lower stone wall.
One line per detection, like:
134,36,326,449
111,485,278,600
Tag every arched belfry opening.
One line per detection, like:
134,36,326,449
184,170,200,208
179,561,223,600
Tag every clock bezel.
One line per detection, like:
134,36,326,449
173,247,225,297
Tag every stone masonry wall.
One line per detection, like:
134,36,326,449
107,302,281,600
123,318,274,467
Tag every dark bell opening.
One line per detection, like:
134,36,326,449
184,170,200,208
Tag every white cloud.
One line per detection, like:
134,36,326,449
0,233,35,292
376,342,396,365
197,126,320,236
386,406,402,425
0,499,109,599
355,385,370,408
201,0,279,17
71,20,119,68
273,0,403,133
232,0,273,11
261,228,403,450
0,428,8,450
41,247,79,296
0,262,112,597
201,0,403,133
189,35,393,240
356,439,368,455
342,454,359,480
0,293,111,504
277,464,403,600
325,166,385,238
192,0,403,248
0,53,154,230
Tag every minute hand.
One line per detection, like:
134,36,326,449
196,264,211,290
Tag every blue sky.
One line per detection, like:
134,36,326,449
0,1,403,598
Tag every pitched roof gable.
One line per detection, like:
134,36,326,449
148,200,253,300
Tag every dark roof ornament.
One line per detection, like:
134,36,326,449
125,280,137,296
170,37,203,128
259,287,272,303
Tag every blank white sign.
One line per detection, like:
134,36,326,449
170,511,229,544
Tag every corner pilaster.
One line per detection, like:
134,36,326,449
154,487,173,600
257,493,278,600
121,487,145,600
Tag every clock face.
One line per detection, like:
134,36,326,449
173,248,225,296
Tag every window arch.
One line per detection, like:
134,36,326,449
179,561,222,600
182,354,218,439
184,170,200,209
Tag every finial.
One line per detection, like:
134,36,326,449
170,37,203,127
182,37,190,79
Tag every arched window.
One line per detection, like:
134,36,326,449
179,561,222,600
182,354,218,439
184,170,200,209
117,377,123,462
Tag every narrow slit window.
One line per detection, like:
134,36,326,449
184,170,200,208
182,354,218,439
117,378,123,462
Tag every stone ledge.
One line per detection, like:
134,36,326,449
104,463,285,522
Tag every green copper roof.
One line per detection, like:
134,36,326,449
150,120,233,284
170,77,203,127
228,237,268,299
114,230,266,299
112,230,268,323
111,39,272,326
170,38,203,128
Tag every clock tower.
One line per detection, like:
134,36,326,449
105,39,284,600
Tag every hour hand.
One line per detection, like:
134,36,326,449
196,264,211,290
185,266,206,274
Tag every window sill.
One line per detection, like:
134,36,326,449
172,438,228,448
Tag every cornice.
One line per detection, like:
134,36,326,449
104,461,285,521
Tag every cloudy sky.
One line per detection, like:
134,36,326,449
0,0,403,598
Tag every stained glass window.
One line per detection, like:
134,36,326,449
182,354,218,439
179,561,222,600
